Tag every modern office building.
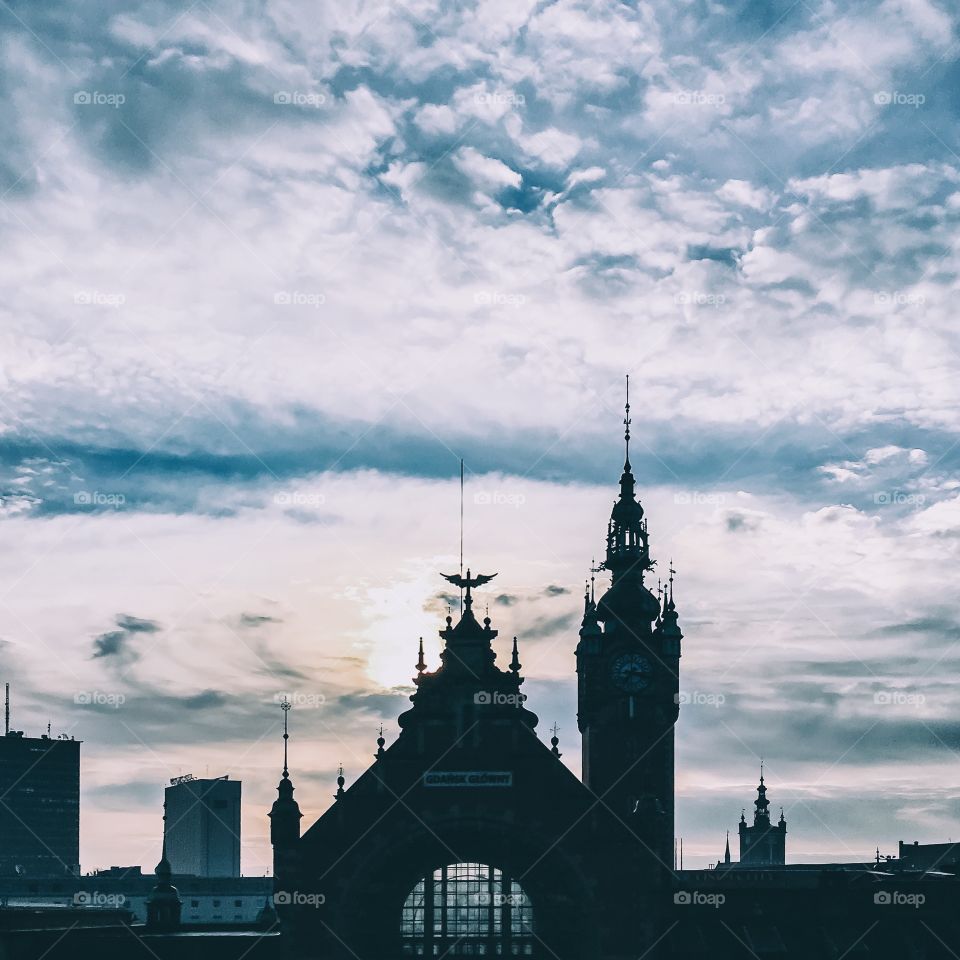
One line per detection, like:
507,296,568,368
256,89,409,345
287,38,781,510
0,727,80,878
163,775,241,877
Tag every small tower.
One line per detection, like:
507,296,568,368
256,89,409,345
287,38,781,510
269,697,302,884
146,807,181,930
738,764,787,865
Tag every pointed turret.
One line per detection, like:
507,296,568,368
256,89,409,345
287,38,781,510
596,377,661,631
754,765,770,824
146,808,181,930
659,563,683,657
724,830,731,865
269,698,302,853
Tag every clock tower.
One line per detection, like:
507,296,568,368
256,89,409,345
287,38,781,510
575,378,682,870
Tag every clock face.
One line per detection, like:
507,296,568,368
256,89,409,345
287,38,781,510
611,653,651,692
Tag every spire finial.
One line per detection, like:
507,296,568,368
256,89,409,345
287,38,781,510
416,637,426,674
376,723,386,759
623,373,631,469
335,763,345,799
510,636,521,674
760,757,764,784
280,696,291,778
550,722,561,757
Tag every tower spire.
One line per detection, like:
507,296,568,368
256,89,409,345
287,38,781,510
510,636,521,674
281,696,291,778
416,637,426,676
623,373,631,471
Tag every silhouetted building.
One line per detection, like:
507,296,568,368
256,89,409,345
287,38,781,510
164,775,240,877
738,768,787,865
271,384,686,959
0,730,80,877
895,839,960,873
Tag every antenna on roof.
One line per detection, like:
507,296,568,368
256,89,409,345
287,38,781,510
460,458,464,613
5,683,8,735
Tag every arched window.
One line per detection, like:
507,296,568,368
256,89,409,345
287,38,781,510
401,862,534,956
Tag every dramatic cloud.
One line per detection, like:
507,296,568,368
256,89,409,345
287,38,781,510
1,0,958,871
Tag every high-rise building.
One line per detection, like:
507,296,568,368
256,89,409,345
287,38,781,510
0,729,80,877
163,775,241,877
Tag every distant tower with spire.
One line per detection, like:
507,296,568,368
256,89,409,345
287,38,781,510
269,697,303,886
738,763,787,865
146,803,182,930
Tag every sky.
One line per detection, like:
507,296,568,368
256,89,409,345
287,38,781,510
1,0,959,874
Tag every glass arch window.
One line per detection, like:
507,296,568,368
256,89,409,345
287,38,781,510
401,862,534,956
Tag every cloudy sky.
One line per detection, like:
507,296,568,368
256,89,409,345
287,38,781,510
2,0,959,874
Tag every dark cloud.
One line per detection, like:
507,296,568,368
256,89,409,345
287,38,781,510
519,613,577,641
494,594,519,606
92,614,160,659
543,585,570,597
238,613,283,628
